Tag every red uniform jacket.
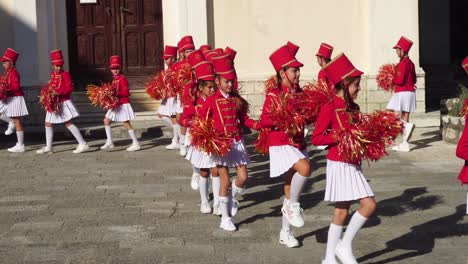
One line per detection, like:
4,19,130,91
199,89,259,141
393,56,416,93
318,69,334,93
456,121,468,184
311,95,361,165
112,74,130,105
49,71,73,102
180,97,206,128
3,68,24,97
259,84,306,150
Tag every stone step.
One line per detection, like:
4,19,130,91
411,110,441,127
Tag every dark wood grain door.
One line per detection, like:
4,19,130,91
67,0,163,83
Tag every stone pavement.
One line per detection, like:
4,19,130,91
0,127,466,264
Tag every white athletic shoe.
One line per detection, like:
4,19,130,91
4,123,14,136
212,202,222,216
391,142,410,152
126,143,141,152
316,145,328,150
229,198,239,217
100,142,115,150
282,202,305,228
36,146,53,154
321,258,339,264
335,240,358,264
165,141,180,150
179,144,187,156
200,201,212,214
73,144,90,154
191,172,199,191
7,143,25,153
279,229,299,248
219,217,236,231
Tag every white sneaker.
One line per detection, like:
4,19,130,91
219,217,236,231
36,146,53,154
165,142,180,150
126,143,141,152
316,145,328,150
191,172,199,190
391,142,410,152
100,142,115,150
212,202,221,216
4,123,14,136
282,202,304,228
321,258,339,264
229,198,239,217
200,201,212,214
179,144,187,156
279,229,299,248
73,144,90,154
7,144,25,153
304,128,309,138
335,241,358,264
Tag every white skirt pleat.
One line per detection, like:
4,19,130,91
45,99,79,124
0,96,29,117
214,139,250,167
157,97,177,116
105,103,135,122
269,145,308,178
324,160,375,202
386,91,416,113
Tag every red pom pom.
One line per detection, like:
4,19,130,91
254,129,270,155
376,63,397,92
145,71,167,100
86,83,119,110
264,75,278,92
460,98,468,118
39,84,60,113
0,76,8,100
190,114,232,156
300,79,335,123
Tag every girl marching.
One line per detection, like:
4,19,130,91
316,43,334,90
199,53,260,231
100,55,140,151
456,56,468,214
180,50,220,214
311,53,376,264
0,48,29,152
259,42,311,247
387,36,417,152
36,50,89,154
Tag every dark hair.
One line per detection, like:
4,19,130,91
335,76,360,111
276,66,301,92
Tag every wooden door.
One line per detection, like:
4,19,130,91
67,0,164,83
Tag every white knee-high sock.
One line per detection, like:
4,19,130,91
231,181,243,199
289,172,308,204
219,196,229,220
104,125,113,144
171,125,179,142
402,120,409,143
281,198,290,231
212,176,220,204
199,177,209,203
341,211,367,248
0,116,13,124
128,129,138,144
176,125,185,144
16,131,24,145
45,127,53,149
67,124,86,145
324,223,344,261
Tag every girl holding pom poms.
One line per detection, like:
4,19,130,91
180,54,220,215
311,53,376,264
456,56,468,214
259,42,311,248
36,50,89,154
0,48,29,152
387,36,417,152
199,53,260,231
100,55,140,152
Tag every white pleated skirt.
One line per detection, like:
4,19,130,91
157,97,177,116
105,103,135,122
325,160,375,202
214,139,250,167
269,145,309,178
0,96,29,117
386,91,416,113
186,147,216,169
45,99,79,124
